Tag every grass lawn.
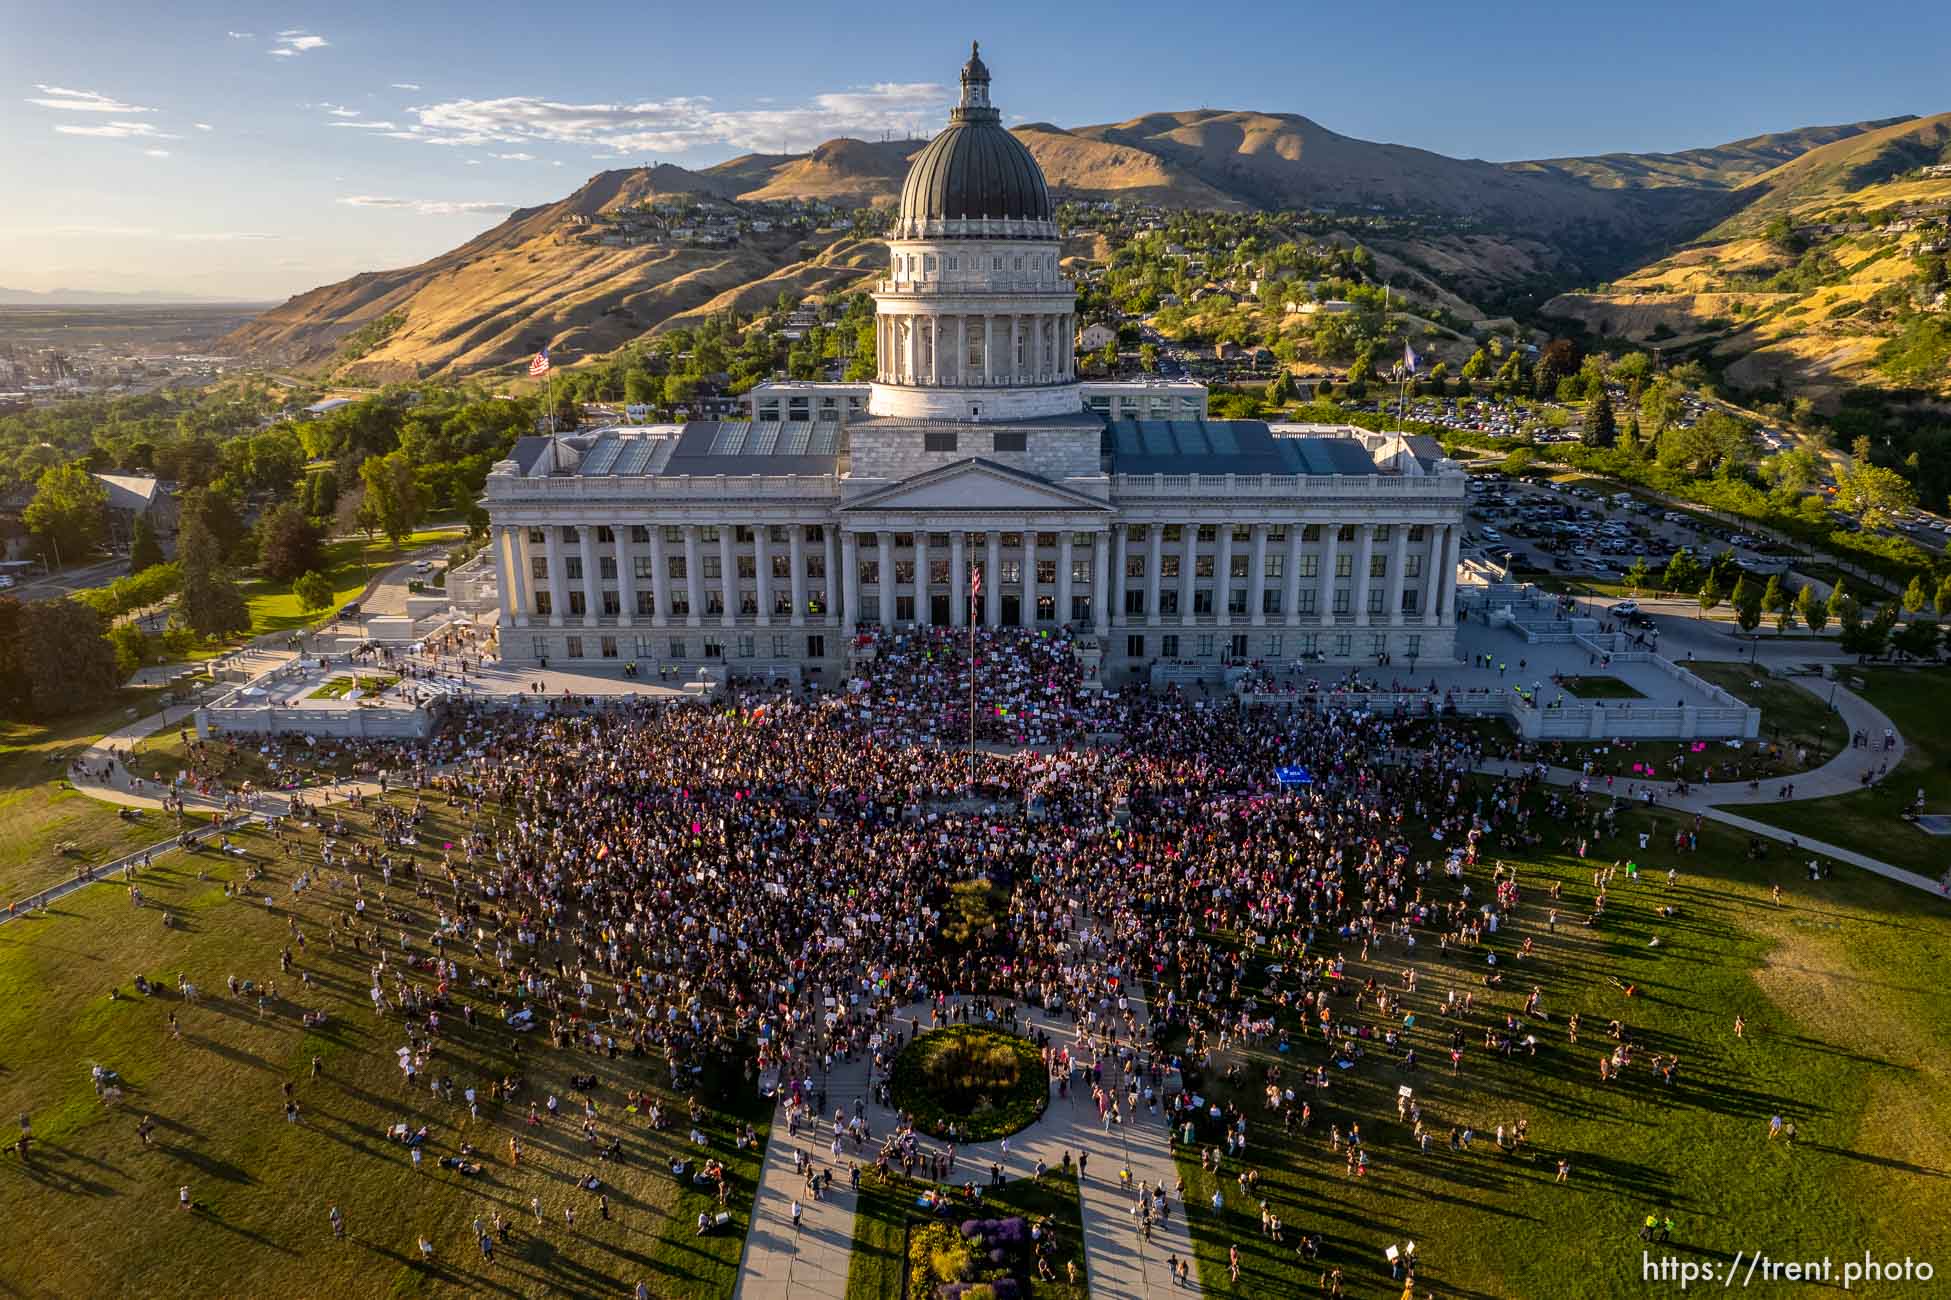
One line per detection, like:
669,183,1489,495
1167,806,1951,1298
240,527,466,638
1556,675,1646,701
0,790,770,1299
308,675,400,701
0,690,214,904
1688,664,1841,773
1732,667,1951,878
846,1167,1087,1300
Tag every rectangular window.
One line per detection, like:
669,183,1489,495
1163,525,1183,543
599,557,617,580
1159,590,1180,615
634,557,656,579
1196,633,1215,656
1125,589,1146,616
1125,554,1146,579
566,636,584,658
1229,554,1248,580
1228,588,1248,615
1368,588,1385,614
1298,632,1319,656
668,556,687,580
1333,633,1352,657
1071,596,1090,624
528,528,545,544
930,559,951,586
1195,557,1214,578
740,591,758,616
1302,525,1321,542
1335,554,1353,578
602,592,620,616
1374,524,1391,542
806,554,825,580
1001,561,1022,584
1263,589,1281,615
1265,554,1283,579
771,634,791,658
1197,525,1216,543
992,431,1027,452
1161,633,1180,657
1405,555,1423,579
531,636,548,659
1409,525,1427,543
1406,634,1422,658
1036,560,1056,585
1193,590,1214,615
703,638,724,659
1370,554,1388,579
924,432,958,453
894,560,916,584
663,525,684,544
896,596,915,622
670,639,686,659
633,635,656,658
567,591,586,617
636,591,656,617
807,634,826,658
1266,633,1283,658
561,526,579,544
1298,555,1319,578
702,556,722,580
1071,559,1091,584
1230,632,1249,659
700,526,720,543
704,591,724,616
1297,589,1317,614
736,635,755,658
1127,635,1146,658
771,554,791,580
632,525,650,543
735,556,755,580
1369,632,1388,656
596,526,615,544
534,591,552,617
861,561,879,585
600,635,618,659
668,591,689,617
1333,589,1350,614
565,557,583,581
531,556,548,581
1268,525,1287,542
1035,595,1056,623
1161,555,1181,579
774,590,793,616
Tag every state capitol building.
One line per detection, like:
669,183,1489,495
483,47,1467,681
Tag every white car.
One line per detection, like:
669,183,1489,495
1611,600,1640,616
1480,528,1503,542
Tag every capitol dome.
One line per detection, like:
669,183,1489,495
894,44,1053,237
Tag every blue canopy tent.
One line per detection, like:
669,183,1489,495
1274,765,1313,787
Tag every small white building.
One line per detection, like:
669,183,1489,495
1078,323,1118,353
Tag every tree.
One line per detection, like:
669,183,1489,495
108,621,151,678
1760,574,1788,631
1834,461,1917,531
1662,548,1701,596
1937,572,1951,618
1582,388,1617,448
1698,575,1723,619
22,463,107,565
1796,583,1827,635
1903,574,1929,615
257,502,324,584
1624,555,1649,594
176,512,250,640
359,450,425,550
1892,617,1941,661
302,470,339,520
1139,343,1158,373
293,570,335,616
18,599,120,716
129,513,164,573
1828,579,1852,621
1774,600,1796,636
1730,574,1763,636
1267,369,1298,405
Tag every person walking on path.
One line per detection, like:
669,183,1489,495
330,1206,345,1239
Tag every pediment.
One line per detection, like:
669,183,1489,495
842,458,1110,513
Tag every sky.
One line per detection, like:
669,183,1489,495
3,0,1948,300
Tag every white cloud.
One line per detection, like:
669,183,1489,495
227,30,254,39
391,82,422,91
492,152,537,161
195,123,214,131
54,121,180,140
390,81,948,155
325,105,362,118
329,120,400,131
27,85,154,114
144,148,170,158
337,195,517,216
271,31,328,56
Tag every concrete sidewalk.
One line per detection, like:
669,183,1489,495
735,985,1198,1300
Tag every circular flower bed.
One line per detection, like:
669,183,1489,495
889,1025,1048,1140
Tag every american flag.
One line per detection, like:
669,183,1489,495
1402,341,1421,376
528,346,551,377
969,566,982,598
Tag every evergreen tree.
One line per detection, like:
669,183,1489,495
1662,547,1701,595
1902,574,1929,614
1795,583,1827,635
1582,389,1617,448
1698,575,1723,619
1760,574,1788,631
129,513,165,573
177,512,250,640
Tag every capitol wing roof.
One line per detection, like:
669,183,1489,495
843,458,1110,513
1105,420,1381,476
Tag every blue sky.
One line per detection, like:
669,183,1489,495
4,0,1947,299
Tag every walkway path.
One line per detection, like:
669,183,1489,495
1473,677,1946,896
736,981,1197,1299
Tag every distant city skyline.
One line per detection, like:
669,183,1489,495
4,0,1947,299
